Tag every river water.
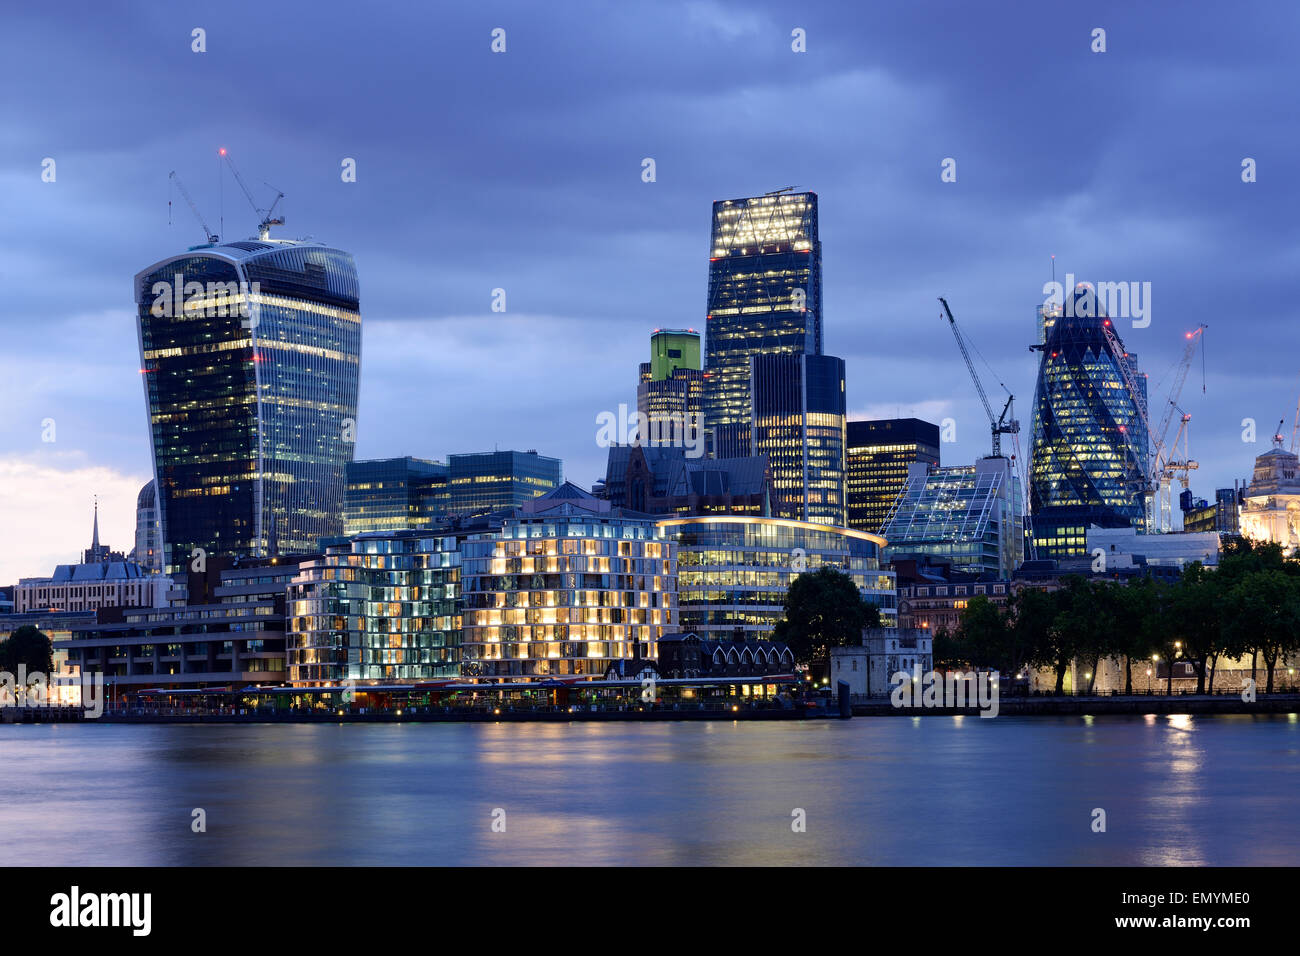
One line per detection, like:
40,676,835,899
2,714,1296,865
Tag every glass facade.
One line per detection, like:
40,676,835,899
135,241,361,571
287,532,461,684
1029,293,1148,559
460,512,675,679
750,353,846,525
133,479,164,573
705,192,821,458
447,450,562,516
882,458,1024,578
846,419,941,535
344,457,448,535
662,516,895,639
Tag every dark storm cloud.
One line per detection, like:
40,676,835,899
2,0,1297,507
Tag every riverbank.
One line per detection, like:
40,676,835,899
854,693,1300,716
4,693,1298,723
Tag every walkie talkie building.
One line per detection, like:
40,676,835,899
135,239,361,571
1029,290,1148,559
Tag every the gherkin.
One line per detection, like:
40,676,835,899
1029,289,1148,559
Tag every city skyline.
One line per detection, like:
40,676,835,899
2,1,1295,587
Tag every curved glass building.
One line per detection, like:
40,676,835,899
135,240,361,570
1029,293,1147,559
661,515,895,639
288,531,461,685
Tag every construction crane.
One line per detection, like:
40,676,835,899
1099,319,1209,531
939,297,1018,458
1161,407,1198,498
1151,325,1206,473
219,148,284,240
168,171,219,244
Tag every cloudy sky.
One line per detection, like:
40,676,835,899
2,0,1295,584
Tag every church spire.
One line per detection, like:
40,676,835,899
91,495,100,550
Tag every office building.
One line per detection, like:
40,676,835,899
132,481,164,573
55,556,313,693
705,191,821,458
288,531,462,685
750,352,846,525
344,457,449,535
135,238,361,571
1183,487,1241,535
447,450,562,516
882,457,1025,578
1028,288,1148,559
846,418,941,535
892,558,1011,632
1086,527,1221,571
662,515,896,640
637,329,704,444
460,483,676,680
15,511,165,613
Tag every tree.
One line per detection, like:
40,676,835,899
1053,578,1117,695
773,566,879,667
1015,586,1067,693
931,625,966,670
1168,563,1224,695
957,594,1025,675
0,625,53,677
1227,569,1300,693
1112,576,1161,694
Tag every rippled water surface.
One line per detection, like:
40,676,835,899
2,714,1296,865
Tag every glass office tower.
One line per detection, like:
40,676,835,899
135,240,361,571
750,352,846,526
705,192,821,458
882,457,1024,578
1029,290,1148,559
447,450,562,516
345,457,448,535
846,419,941,535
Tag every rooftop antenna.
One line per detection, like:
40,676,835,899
765,186,796,195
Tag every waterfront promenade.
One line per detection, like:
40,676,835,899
4,692,1298,724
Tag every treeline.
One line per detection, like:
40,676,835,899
936,538,1300,695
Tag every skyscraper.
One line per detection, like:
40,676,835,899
1029,288,1148,559
705,191,821,458
637,328,703,445
750,352,846,525
135,239,361,571
846,419,941,534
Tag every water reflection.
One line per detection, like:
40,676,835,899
0,716,1295,865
